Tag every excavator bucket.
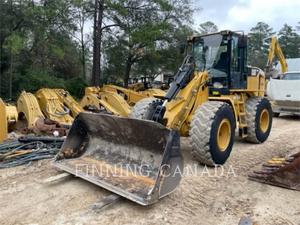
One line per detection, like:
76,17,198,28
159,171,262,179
53,112,183,205
249,152,300,190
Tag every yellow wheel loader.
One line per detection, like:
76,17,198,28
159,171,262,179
54,31,272,205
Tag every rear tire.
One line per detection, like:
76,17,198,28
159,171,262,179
189,101,235,166
129,97,157,119
245,97,272,143
273,112,280,117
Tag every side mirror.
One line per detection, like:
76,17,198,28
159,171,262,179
238,35,248,48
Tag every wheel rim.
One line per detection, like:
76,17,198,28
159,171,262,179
217,118,231,152
259,109,270,133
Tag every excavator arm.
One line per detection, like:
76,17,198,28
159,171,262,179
0,98,18,143
54,89,84,117
103,84,165,105
0,99,8,142
266,37,288,78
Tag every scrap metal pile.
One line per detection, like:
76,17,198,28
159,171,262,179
0,85,165,143
0,84,165,169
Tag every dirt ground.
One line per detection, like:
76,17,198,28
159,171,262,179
0,115,300,225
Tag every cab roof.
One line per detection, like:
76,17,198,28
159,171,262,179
188,30,246,41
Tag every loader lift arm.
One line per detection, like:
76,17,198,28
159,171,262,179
150,55,196,123
164,56,195,101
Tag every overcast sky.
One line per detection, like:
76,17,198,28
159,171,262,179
193,0,300,32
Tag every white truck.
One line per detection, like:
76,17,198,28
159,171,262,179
267,71,300,117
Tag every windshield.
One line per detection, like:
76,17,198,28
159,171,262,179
192,34,223,71
283,73,300,80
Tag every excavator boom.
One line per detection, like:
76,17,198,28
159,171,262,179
0,98,18,143
266,37,288,78
54,89,84,117
0,99,8,142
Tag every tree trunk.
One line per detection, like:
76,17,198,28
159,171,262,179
92,0,104,86
124,56,133,88
80,13,86,80
81,38,86,80
9,52,13,100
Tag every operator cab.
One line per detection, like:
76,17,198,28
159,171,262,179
188,30,248,95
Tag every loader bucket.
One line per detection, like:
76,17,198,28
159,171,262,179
53,112,183,205
249,152,300,190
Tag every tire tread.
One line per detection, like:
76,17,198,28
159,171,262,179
190,101,228,166
129,97,157,119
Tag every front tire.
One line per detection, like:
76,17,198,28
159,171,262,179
189,101,235,166
245,97,272,143
129,97,157,119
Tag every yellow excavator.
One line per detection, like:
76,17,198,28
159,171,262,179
54,30,273,205
265,37,288,79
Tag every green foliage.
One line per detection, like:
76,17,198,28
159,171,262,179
12,69,65,97
103,0,194,86
0,0,88,99
2,0,300,101
65,77,87,98
248,22,300,69
50,45,65,60
1,0,195,97
198,21,218,34
248,22,275,68
12,69,87,99
4,33,24,55
278,24,300,58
